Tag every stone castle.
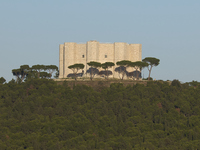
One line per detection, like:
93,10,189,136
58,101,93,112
59,40,142,79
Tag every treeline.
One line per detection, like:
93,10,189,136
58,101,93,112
68,57,160,80
0,79,200,149
12,64,58,82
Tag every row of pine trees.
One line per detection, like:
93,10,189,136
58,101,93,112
68,57,160,80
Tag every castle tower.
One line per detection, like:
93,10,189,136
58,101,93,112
86,41,99,72
59,44,64,78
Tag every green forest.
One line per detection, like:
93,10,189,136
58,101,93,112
0,78,200,150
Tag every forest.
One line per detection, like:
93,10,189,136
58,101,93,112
0,78,200,150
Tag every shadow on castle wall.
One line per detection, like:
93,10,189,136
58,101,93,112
86,67,113,78
86,68,99,76
127,71,141,78
114,66,141,79
66,67,141,79
99,70,113,78
67,71,84,78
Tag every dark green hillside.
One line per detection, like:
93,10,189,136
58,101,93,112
0,79,200,149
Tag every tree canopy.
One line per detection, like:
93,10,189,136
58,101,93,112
116,60,131,80
12,65,58,82
32,64,45,78
45,65,58,78
0,77,6,84
68,63,85,80
129,61,148,80
87,61,101,80
12,65,30,82
0,79,200,149
142,57,160,80
101,62,115,79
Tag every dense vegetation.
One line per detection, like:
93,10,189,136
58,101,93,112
0,79,200,149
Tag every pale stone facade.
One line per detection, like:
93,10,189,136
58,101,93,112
59,41,142,79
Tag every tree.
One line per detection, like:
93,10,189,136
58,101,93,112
87,61,101,80
54,70,59,78
101,62,115,79
171,79,181,88
142,57,160,81
12,65,30,82
116,60,131,80
12,69,20,81
31,65,45,78
20,65,30,80
40,72,51,79
129,61,148,80
26,70,38,80
45,65,58,79
0,77,6,84
68,64,85,80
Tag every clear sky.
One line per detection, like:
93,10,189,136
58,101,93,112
0,0,200,83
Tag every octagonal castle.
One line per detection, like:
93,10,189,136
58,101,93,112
59,40,142,79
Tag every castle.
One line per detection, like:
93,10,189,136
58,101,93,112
59,40,142,79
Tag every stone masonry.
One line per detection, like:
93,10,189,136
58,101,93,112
59,40,142,79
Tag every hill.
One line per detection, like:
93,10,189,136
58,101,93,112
0,79,199,149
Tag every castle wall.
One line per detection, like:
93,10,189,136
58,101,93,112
86,41,99,61
59,41,142,79
128,44,134,61
98,43,114,63
114,42,126,63
114,42,127,78
75,44,87,74
86,41,99,73
64,42,76,78
127,44,142,73
59,44,64,78
132,44,142,61
98,43,115,77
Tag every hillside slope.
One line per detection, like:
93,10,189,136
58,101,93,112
0,79,199,149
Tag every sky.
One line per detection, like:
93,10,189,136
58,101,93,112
0,0,200,83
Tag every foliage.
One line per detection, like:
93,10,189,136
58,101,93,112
45,65,58,79
54,70,59,78
187,80,200,88
142,57,160,80
101,62,115,79
12,65,58,82
129,61,148,80
143,77,153,80
12,65,30,82
116,60,131,80
68,63,85,80
40,72,51,79
32,64,45,78
171,79,181,87
0,79,200,149
87,61,101,80
0,77,6,84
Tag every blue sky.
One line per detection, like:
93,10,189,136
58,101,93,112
0,0,200,82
